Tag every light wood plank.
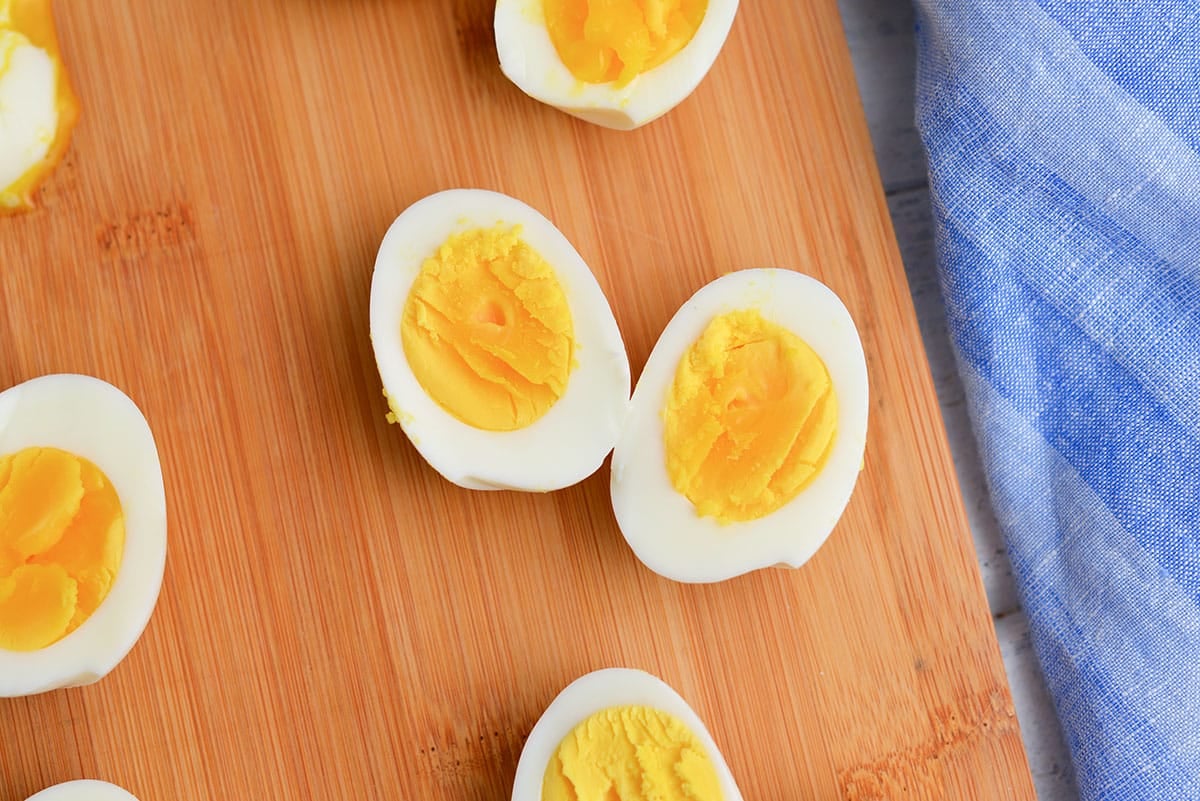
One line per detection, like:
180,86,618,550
0,1,1034,798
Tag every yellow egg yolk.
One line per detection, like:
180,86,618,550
664,309,838,524
542,705,723,801
0,447,125,651
543,0,708,87
401,225,576,431
0,0,80,213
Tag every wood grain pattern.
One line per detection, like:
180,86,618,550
0,1,1036,798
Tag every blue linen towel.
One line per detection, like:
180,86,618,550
913,2,1200,798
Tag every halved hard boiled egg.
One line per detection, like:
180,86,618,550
369,189,630,492
512,667,743,801
0,374,167,697
0,0,80,213
495,0,739,130
26,781,141,801
611,268,869,583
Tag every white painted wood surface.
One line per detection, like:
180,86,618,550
835,1,1080,798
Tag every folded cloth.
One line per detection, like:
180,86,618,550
913,2,1200,798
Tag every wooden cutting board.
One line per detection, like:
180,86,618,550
0,1,1037,799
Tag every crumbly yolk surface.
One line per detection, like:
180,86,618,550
664,310,838,524
0,447,125,651
542,705,722,801
401,225,576,431
543,0,707,86
0,0,79,212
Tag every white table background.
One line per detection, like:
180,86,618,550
835,1,1080,798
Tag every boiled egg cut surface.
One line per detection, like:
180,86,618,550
0,0,79,212
494,0,739,130
0,374,167,697
26,781,141,801
370,189,630,492
611,268,869,583
512,668,743,801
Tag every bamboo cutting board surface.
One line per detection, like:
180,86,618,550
0,1,1037,799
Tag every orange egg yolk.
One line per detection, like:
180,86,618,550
543,0,707,87
0,0,79,213
400,225,576,431
0,447,125,651
663,310,838,524
541,705,723,801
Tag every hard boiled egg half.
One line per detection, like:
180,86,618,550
611,269,869,583
0,374,167,697
26,781,141,801
370,189,630,492
512,668,743,801
0,0,79,212
495,0,739,130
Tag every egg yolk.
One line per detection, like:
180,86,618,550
401,225,576,432
664,309,838,524
542,705,722,801
0,0,80,212
543,0,708,87
0,448,125,651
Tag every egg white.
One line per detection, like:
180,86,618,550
25,780,141,801
0,374,167,697
511,667,744,801
369,188,631,492
494,0,740,131
0,31,58,201
610,268,869,583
